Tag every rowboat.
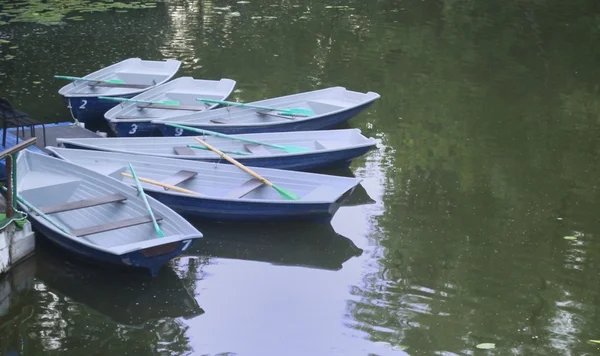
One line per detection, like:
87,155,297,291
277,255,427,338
14,150,203,276
105,76,237,137
46,147,363,222
152,86,380,136
57,58,182,126
54,128,378,171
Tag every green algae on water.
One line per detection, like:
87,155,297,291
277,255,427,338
0,0,160,25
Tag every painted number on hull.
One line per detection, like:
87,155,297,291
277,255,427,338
174,128,183,136
129,124,138,135
79,100,88,110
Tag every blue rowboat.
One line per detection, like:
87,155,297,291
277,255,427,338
105,77,237,137
57,58,182,126
47,147,363,223
14,150,203,276
54,128,378,172
152,86,380,136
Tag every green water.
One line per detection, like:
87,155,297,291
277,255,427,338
2,0,600,354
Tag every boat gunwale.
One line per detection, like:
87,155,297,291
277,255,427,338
46,147,364,204
16,150,202,256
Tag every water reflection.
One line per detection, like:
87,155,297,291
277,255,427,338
189,222,364,271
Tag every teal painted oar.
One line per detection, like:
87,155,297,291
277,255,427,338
196,98,314,116
166,123,309,153
194,136,301,200
128,163,164,238
99,96,180,106
54,75,125,85
1,186,70,234
187,144,251,155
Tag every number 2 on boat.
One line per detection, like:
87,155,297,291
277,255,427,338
79,100,87,110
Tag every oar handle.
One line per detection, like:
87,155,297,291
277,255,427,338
166,123,285,150
98,96,127,102
197,98,278,112
193,137,273,188
128,164,164,237
121,172,201,195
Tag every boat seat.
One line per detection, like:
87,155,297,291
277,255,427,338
305,100,345,114
71,215,163,237
88,82,151,89
113,115,157,120
38,193,128,214
160,170,197,190
256,111,304,119
225,178,263,198
209,119,228,124
136,103,207,111
244,144,271,155
173,146,196,156
314,141,328,150
301,185,333,201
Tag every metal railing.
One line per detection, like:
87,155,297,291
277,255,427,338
0,137,37,218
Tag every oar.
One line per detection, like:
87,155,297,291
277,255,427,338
193,137,301,200
99,96,180,106
1,186,70,234
121,172,202,195
165,123,309,153
128,163,164,237
196,98,314,116
54,75,125,85
187,144,251,156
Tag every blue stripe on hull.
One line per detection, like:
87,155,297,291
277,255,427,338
144,190,352,223
63,95,134,126
26,214,193,276
61,144,372,171
157,101,376,136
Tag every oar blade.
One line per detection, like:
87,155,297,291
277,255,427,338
160,100,181,106
279,108,314,116
106,78,126,84
283,145,310,153
272,184,301,200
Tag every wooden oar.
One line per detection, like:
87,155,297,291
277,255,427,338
1,186,70,234
128,164,164,237
54,75,125,85
121,172,201,195
166,123,309,153
99,96,180,106
187,144,251,155
193,137,301,200
196,98,314,116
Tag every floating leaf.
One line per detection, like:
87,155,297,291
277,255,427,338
476,343,496,349
563,236,577,240
32,81,41,84
589,340,600,344
3,55,15,60
0,39,10,44
9,45,17,49
229,11,240,17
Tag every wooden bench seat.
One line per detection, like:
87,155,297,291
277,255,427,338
88,82,151,89
160,170,197,190
244,144,271,155
173,146,196,156
114,115,158,120
71,215,163,237
136,103,207,111
38,194,127,214
225,178,263,198
256,111,306,119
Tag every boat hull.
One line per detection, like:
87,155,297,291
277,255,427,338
64,95,135,126
60,143,373,171
144,185,356,223
110,120,163,137
156,101,376,136
26,210,195,276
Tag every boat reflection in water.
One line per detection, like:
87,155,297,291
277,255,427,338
187,221,363,271
32,238,205,327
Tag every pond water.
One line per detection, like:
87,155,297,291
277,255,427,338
1,0,600,355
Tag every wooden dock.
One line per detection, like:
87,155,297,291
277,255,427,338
6,122,102,153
